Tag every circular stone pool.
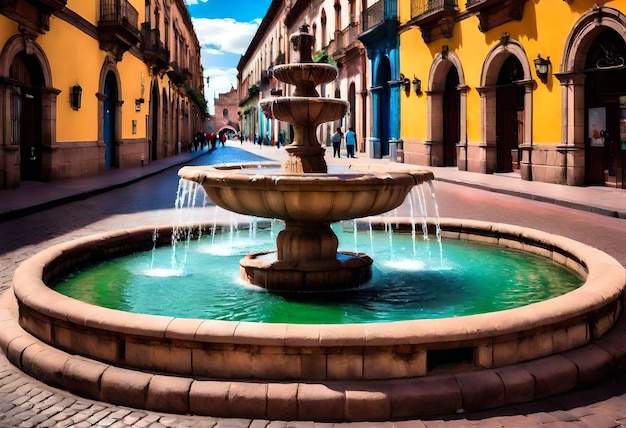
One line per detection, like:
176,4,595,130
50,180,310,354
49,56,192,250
3,218,625,421
53,224,583,324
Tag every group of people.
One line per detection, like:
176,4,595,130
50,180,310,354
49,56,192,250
331,127,356,158
192,131,228,151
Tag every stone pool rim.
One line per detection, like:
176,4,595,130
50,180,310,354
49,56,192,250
2,217,625,421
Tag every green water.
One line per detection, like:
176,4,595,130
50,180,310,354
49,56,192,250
54,226,583,324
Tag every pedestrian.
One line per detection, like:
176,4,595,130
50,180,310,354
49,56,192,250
345,127,356,158
331,127,343,158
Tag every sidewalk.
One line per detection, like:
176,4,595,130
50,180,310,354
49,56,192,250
1,142,625,221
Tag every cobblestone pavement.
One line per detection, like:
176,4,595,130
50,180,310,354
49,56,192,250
1,144,626,427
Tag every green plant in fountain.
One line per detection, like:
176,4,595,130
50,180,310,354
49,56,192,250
313,50,338,67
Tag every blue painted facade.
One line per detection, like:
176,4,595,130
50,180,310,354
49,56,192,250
358,0,401,159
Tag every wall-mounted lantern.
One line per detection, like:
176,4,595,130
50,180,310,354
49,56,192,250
534,54,551,80
70,83,82,110
135,98,144,112
399,73,411,97
412,75,422,95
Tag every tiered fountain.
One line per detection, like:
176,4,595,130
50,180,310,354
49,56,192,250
1,23,625,423
179,24,433,292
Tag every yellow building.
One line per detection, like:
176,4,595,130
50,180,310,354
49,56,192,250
400,0,626,188
0,0,205,189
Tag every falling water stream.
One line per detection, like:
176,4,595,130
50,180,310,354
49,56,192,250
53,177,583,324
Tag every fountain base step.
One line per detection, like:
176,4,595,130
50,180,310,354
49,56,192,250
240,251,373,291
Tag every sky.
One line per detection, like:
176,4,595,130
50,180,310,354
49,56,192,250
184,0,272,114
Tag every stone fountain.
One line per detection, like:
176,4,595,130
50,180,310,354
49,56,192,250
178,24,433,291
2,22,625,423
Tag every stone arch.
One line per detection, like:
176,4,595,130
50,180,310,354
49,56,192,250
0,34,59,187
476,37,534,175
427,51,468,168
557,5,626,185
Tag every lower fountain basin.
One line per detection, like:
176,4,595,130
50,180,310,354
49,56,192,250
3,218,625,420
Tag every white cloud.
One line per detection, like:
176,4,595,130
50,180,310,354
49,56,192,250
192,17,260,56
191,17,261,116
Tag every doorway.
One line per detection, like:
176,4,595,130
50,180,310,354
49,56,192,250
495,55,524,173
103,72,117,169
10,52,43,181
442,66,460,166
584,30,626,187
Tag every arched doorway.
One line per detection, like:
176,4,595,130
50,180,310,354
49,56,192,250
10,52,44,181
583,29,626,186
150,81,159,161
376,56,391,157
495,55,524,172
348,82,357,151
162,89,168,156
103,72,117,169
443,66,460,166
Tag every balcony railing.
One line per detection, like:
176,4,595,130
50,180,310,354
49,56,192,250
411,0,457,19
410,0,458,43
0,0,67,33
331,22,361,57
465,0,528,32
141,23,170,72
100,0,138,27
98,0,140,59
361,0,397,33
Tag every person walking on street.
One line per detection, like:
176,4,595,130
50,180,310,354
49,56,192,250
345,127,356,158
331,127,343,158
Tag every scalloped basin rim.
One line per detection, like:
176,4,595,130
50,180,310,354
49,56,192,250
178,164,435,189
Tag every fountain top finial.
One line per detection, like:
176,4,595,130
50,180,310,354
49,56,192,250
291,23,314,63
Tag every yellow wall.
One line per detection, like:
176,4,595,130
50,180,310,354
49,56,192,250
399,0,626,146
37,2,150,142
0,16,19,46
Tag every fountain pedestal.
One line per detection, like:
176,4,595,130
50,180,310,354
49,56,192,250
240,221,372,291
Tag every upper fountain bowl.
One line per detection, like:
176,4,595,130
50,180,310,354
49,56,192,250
272,63,338,87
178,163,435,223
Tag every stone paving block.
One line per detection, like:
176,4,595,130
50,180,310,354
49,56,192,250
296,382,345,421
454,370,505,412
228,381,269,419
522,355,578,399
21,346,67,389
100,365,152,409
563,343,613,386
189,380,231,417
344,383,392,421
62,357,108,400
266,382,299,421
145,374,192,414
389,375,462,419
493,364,535,405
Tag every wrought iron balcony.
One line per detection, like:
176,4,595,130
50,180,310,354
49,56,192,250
465,0,528,32
361,0,398,34
359,0,398,49
141,23,170,73
331,22,362,62
410,0,459,43
98,0,141,61
167,62,188,86
0,0,67,34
